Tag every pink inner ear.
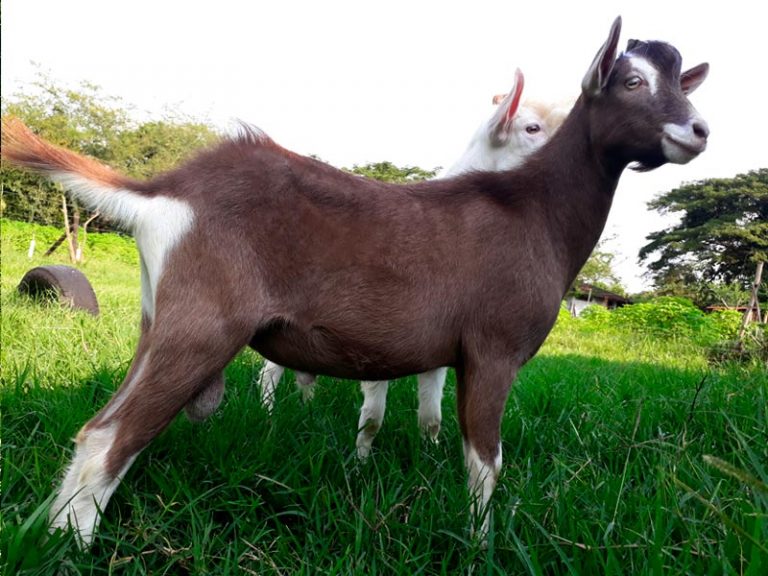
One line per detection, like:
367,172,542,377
681,63,709,94
505,69,525,122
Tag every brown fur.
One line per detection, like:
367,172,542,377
0,17,709,541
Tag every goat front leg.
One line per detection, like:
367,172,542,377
456,355,516,542
356,380,389,458
417,367,448,442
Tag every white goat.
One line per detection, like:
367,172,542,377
258,71,571,458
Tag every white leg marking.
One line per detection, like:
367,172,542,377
50,425,137,547
417,367,447,442
295,371,317,402
463,441,502,540
139,256,153,322
99,353,147,422
356,380,389,459
258,361,285,412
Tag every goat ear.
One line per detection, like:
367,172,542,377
680,63,709,95
489,68,525,145
582,16,622,97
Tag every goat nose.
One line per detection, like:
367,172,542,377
693,119,709,140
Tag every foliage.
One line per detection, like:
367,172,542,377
113,117,219,180
640,273,756,310
707,324,768,365
345,161,439,183
612,297,707,338
640,169,768,290
1,73,218,229
573,239,626,295
577,296,752,350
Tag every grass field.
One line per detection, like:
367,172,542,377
1,219,766,575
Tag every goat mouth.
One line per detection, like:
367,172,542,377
662,134,706,163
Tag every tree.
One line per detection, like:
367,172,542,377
640,169,768,290
1,74,218,236
574,240,625,295
345,161,439,183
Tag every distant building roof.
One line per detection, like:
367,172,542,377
570,283,631,305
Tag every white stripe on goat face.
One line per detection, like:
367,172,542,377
627,56,660,95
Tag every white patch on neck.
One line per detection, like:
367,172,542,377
628,56,660,96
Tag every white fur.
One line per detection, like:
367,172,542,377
133,198,195,321
417,367,447,441
100,353,147,422
50,425,137,546
463,441,502,539
442,100,567,177
356,380,389,458
258,360,285,411
662,117,709,163
50,172,195,322
627,56,660,95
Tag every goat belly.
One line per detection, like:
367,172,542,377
250,318,439,381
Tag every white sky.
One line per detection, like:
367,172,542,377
3,1,766,292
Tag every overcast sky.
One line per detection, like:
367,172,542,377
3,1,766,292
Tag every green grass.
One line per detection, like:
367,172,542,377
1,220,767,575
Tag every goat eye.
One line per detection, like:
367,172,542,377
526,124,541,134
625,76,643,90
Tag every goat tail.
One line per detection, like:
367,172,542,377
1,117,148,231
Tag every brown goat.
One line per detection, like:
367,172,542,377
1,16,709,545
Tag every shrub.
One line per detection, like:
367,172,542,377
700,309,742,344
611,296,705,338
577,304,614,331
707,322,768,365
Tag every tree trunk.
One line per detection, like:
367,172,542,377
72,208,81,262
738,261,765,340
62,195,77,263
79,212,100,263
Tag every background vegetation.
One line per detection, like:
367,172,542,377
1,220,766,575
639,169,768,307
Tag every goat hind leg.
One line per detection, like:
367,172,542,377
50,327,248,546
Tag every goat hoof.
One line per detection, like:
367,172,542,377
420,421,441,443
